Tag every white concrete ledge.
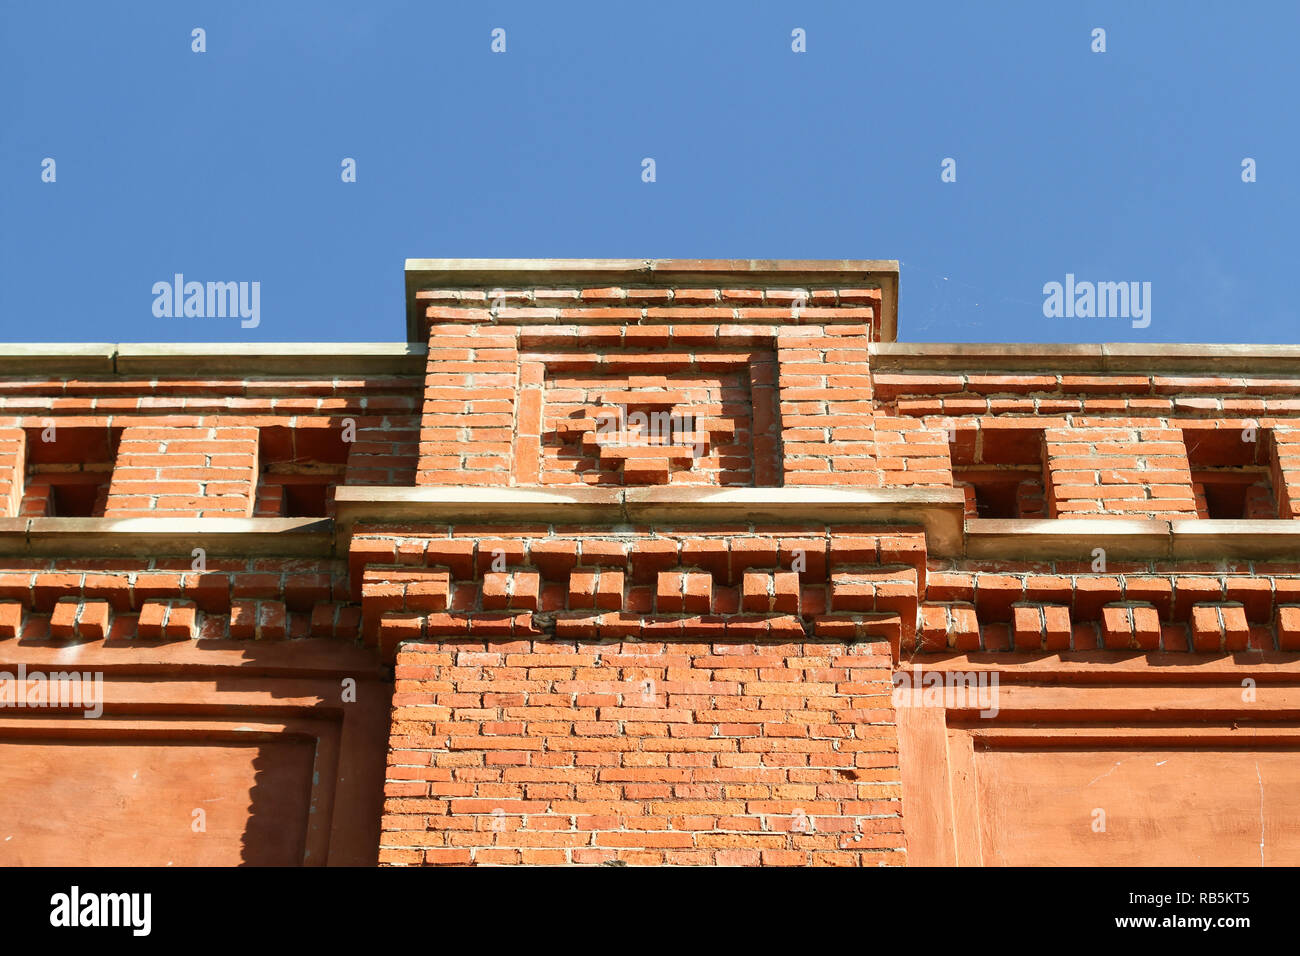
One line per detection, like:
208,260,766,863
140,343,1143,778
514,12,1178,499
0,517,334,557
0,507,1297,562
872,342,1300,375
333,486,966,554
0,343,426,377
966,517,1300,560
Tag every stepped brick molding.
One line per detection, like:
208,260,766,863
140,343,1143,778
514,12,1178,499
2,261,1300,865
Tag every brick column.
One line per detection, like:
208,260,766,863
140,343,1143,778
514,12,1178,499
778,325,876,486
416,319,520,485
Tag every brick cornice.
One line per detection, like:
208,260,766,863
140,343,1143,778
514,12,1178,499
966,517,1300,560
872,341,1300,374
404,257,900,343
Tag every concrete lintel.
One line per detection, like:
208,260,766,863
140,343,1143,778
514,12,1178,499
1168,519,1300,560
334,485,963,551
0,344,118,376
0,517,334,557
335,487,621,530
964,518,1171,560
872,342,1300,376
0,343,426,379
623,487,963,553
966,517,1300,560
405,258,900,344
115,342,426,376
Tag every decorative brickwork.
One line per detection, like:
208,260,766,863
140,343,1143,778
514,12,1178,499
2,262,1299,866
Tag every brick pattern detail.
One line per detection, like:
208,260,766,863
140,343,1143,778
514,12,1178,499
741,571,800,613
12,267,1300,869
105,426,259,517
230,599,287,640
353,529,924,659
0,560,351,645
920,570,1295,653
380,639,902,866
779,328,953,488
1044,426,1198,518
414,287,886,488
541,368,763,487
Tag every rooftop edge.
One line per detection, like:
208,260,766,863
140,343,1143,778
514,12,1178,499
403,258,901,344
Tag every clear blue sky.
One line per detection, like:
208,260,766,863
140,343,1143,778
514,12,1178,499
3,1,1296,344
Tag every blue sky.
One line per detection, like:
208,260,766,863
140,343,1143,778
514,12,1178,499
2,1,1296,344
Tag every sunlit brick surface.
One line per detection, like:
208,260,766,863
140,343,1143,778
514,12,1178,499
6,261,1300,866
380,639,902,866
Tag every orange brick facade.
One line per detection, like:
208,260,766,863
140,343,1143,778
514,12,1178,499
2,259,1298,866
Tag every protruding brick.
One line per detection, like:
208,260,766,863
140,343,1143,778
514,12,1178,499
1101,604,1161,650
656,571,712,613
0,601,22,639
1011,603,1072,651
1191,603,1249,652
482,571,540,611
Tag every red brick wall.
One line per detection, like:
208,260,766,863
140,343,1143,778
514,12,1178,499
10,265,1300,867
414,286,885,488
0,368,421,520
105,425,260,517
1043,425,1198,518
380,638,901,866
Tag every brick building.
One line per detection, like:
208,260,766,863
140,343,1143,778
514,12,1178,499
1,258,1295,866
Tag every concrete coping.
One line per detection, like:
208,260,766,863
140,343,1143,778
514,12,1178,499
0,517,333,557
404,258,901,344
0,507,1297,562
334,486,965,553
871,342,1300,376
0,343,427,377
966,518,1300,560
